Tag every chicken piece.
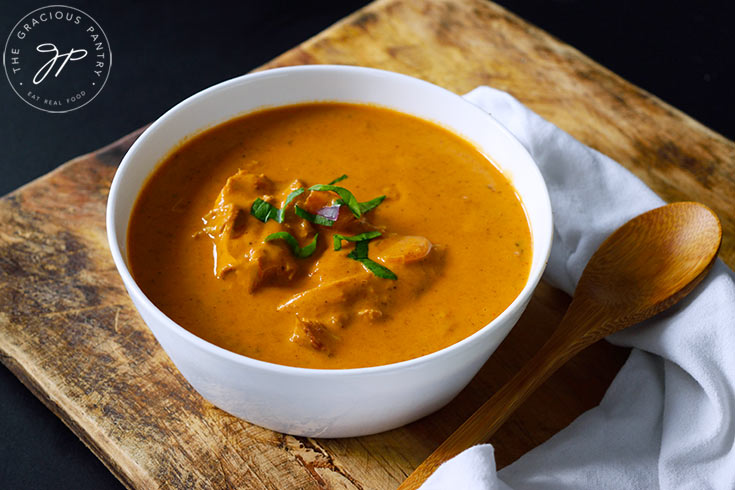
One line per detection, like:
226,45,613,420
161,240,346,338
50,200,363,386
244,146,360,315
279,266,376,309
278,234,440,353
196,170,302,291
301,190,334,214
199,171,274,241
279,180,317,241
289,318,340,355
374,235,433,264
281,179,305,199
331,210,376,234
242,230,300,291
197,171,275,278
301,190,378,234
278,243,388,326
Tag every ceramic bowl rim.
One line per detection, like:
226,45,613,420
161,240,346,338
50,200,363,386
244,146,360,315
106,64,553,378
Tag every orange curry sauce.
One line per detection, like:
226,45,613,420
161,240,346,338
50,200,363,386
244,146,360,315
127,103,531,369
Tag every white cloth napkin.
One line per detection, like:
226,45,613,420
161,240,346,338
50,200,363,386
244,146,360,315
421,87,735,489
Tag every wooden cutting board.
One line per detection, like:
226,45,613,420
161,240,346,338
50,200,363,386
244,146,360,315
1,0,733,488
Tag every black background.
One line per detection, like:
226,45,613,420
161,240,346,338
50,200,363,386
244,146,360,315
1,1,733,488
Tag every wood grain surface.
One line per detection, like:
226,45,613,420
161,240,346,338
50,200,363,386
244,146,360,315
1,0,733,488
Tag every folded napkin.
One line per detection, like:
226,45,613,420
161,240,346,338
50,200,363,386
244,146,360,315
421,87,735,489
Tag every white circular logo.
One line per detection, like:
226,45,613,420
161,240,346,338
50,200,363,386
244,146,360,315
3,5,111,113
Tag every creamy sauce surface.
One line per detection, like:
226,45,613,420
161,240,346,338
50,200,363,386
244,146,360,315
128,103,532,368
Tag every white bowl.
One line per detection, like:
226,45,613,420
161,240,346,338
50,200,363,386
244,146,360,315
107,65,552,437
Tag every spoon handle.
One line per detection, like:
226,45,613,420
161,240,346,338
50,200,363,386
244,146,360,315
398,302,604,490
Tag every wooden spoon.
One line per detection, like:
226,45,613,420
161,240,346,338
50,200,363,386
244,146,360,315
399,201,722,490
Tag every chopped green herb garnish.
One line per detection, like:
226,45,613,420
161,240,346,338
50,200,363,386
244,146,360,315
335,195,386,215
358,195,386,214
265,231,319,258
253,179,393,277
308,184,362,218
333,231,382,251
328,174,348,185
345,238,396,280
347,239,370,260
251,188,305,224
354,257,398,280
277,188,306,222
294,205,335,227
250,198,279,223
310,180,386,218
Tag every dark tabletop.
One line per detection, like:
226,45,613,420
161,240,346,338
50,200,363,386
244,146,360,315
1,1,732,488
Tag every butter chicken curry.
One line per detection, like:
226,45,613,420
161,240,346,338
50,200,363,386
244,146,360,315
127,103,531,369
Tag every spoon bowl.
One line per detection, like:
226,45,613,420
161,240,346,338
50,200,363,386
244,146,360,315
576,201,722,333
399,201,722,489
